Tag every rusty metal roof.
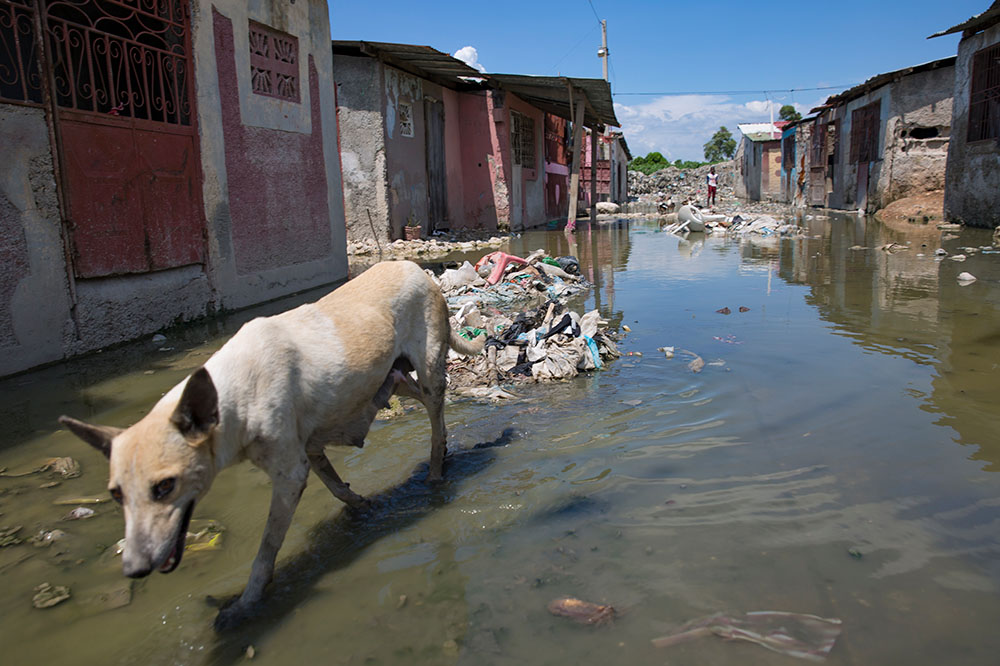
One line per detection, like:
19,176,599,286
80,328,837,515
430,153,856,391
929,1,1000,38
331,41,485,89
810,56,956,112
486,74,619,128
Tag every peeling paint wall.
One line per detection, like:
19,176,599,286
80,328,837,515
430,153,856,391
383,66,428,237
194,0,347,310
944,23,1000,228
333,54,390,242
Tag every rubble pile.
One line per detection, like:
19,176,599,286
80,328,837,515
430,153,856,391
628,160,736,202
347,232,507,259
660,209,809,239
425,249,620,396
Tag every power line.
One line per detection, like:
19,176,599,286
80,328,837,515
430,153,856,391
613,84,858,97
586,0,602,24
551,23,600,73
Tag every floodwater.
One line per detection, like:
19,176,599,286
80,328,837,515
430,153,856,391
2,214,999,665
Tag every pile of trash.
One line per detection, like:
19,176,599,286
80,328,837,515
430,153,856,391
425,249,621,394
660,207,807,239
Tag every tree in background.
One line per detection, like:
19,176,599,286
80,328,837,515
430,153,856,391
629,151,672,175
779,104,803,123
703,126,736,163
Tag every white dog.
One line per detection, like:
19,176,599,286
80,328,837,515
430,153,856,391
60,260,482,627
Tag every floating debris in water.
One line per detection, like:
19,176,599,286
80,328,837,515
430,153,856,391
32,582,71,609
63,507,95,521
652,611,842,661
547,597,615,625
0,525,23,547
957,272,977,285
30,529,67,548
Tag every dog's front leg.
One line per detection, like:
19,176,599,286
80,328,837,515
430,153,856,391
215,458,308,631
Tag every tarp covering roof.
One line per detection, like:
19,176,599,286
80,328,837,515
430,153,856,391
486,74,619,128
809,56,956,112
332,41,485,89
928,1,1000,38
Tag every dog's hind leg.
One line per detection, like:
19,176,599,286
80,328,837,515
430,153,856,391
308,452,367,508
418,351,449,482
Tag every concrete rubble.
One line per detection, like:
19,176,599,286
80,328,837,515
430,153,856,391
418,249,621,400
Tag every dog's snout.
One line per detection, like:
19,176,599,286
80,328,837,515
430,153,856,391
123,559,152,578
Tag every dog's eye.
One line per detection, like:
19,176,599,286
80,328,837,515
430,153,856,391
110,487,123,503
152,477,176,501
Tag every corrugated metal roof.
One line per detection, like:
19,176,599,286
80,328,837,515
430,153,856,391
332,41,485,89
737,122,783,142
809,56,956,112
929,0,1000,38
486,74,619,128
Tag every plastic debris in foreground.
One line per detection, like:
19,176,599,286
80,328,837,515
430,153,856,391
651,611,843,661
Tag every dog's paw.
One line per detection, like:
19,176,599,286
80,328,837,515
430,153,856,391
213,599,255,632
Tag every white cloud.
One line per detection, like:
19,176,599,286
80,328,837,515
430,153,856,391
614,94,826,161
453,46,487,73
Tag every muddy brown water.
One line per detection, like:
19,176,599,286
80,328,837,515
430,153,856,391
1,215,999,665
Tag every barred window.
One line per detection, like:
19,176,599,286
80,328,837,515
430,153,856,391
249,20,298,103
850,101,880,163
968,43,1000,143
398,102,413,137
511,110,535,168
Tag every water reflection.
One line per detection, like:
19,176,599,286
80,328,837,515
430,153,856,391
765,213,1000,469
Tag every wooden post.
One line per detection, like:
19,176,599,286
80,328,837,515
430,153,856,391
566,94,586,232
590,128,598,224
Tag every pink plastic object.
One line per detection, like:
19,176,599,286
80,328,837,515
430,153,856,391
476,251,527,285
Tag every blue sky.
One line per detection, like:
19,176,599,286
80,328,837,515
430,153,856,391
328,0,984,161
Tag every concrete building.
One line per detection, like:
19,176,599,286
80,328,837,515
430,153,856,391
930,1,1000,228
331,41,490,241
0,0,347,377
809,57,955,212
735,122,785,202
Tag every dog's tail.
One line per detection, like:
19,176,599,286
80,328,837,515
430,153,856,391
449,326,485,356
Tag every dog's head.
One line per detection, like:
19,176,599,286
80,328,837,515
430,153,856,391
60,367,219,578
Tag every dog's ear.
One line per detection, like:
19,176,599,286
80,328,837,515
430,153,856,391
171,367,219,444
58,416,122,458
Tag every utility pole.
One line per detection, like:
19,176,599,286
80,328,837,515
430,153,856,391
599,20,608,82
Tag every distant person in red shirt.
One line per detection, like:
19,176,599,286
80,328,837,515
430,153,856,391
706,166,718,208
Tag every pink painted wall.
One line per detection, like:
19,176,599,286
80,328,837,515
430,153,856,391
442,87,465,229
457,91,499,229
214,11,330,275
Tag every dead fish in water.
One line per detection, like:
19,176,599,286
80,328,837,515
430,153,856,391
547,597,615,625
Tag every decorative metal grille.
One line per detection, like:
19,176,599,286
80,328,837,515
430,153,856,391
511,110,535,168
248,20,298,102
850,101,880,163
968,43,1000,143
397,101,413,137
0,0,43,104
43,0,191,125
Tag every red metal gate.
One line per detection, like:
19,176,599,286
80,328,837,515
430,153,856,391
42,0,204,277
